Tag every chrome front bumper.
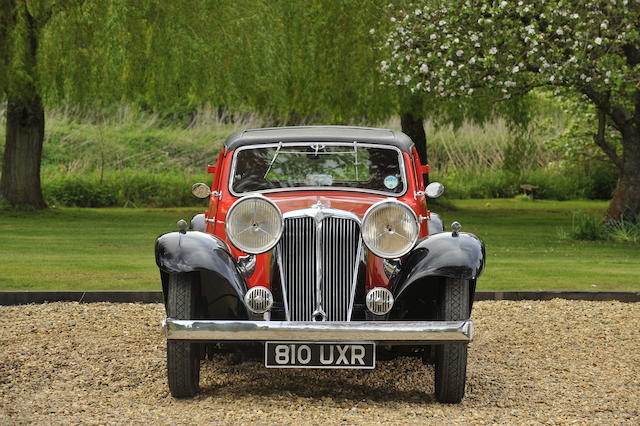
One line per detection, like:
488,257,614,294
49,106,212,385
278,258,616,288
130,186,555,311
164,319,473,344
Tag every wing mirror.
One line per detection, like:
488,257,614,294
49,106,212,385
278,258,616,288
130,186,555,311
191,183,211,199
425,182,445,198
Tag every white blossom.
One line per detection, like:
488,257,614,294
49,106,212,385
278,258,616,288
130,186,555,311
430,33,437,40
415,9,422,15
512,66,520,73
456,49,464,56
469,57,476,65
595,37,602,45
446,60,454,67
489,47,497,54
369,28,375,34
420,63,429,73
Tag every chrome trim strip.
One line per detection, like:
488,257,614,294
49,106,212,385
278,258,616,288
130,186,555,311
165,319,474,343
346,237,363,321
312,216,326,321
228,142,408,198
283,206,362,223
275,246,290,321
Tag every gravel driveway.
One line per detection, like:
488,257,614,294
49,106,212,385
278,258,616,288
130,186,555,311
1,300,638,424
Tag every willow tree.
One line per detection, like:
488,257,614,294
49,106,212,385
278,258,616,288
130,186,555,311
218,0,438,162
1,0,50,207
382,0,640,221
1,0,246,208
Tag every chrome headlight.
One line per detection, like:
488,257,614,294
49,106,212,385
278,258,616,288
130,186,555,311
361,199,419,258
225,195,283,254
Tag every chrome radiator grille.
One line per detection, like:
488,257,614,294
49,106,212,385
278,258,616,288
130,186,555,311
277,216,361,321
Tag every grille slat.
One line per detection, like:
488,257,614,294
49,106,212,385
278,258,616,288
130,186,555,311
279,216,360,321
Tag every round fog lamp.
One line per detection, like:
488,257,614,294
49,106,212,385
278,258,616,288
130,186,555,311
366,287,394,315
244,286,273,314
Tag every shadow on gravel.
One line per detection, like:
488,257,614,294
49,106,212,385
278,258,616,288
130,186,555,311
196,355,439,404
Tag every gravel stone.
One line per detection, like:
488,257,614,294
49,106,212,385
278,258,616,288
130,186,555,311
1,300,638,424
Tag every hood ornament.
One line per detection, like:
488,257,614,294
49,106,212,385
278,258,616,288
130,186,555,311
312,197,330,209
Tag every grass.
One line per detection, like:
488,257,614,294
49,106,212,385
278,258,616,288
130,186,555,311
443,199,640,291
1,199,638,291
0,207,203,291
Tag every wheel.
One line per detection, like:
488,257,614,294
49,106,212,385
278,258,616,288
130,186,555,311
434,277,470,403
167,273,201,397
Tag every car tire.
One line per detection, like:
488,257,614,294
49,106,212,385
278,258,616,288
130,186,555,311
434,277,469,404
167,272,201,398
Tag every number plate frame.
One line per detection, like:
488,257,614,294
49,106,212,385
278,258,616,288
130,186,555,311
265,341,376,369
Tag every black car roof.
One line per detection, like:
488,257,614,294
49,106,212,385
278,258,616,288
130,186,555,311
224,126,415,152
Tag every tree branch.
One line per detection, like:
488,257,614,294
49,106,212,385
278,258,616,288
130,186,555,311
593,107,623,170
581,86,629,130
635,87,640,126
622,44,640,67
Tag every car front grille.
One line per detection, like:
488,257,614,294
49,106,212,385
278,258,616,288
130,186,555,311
277,215,361,321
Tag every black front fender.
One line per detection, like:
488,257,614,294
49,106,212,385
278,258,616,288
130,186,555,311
393,231,485,299
155,231,248,318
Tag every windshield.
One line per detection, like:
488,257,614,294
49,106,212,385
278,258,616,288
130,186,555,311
231,143,405,195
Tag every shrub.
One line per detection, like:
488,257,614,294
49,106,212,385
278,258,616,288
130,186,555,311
43,170,209,208
566,211,606,241
558,211,639,243
607,218,640,244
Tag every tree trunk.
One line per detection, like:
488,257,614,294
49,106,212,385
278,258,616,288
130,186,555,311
0,96,47,209
606,125,640,222
0,2,47,209
401,110,427,164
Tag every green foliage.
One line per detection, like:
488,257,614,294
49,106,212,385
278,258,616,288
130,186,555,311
435,165,617,201
607,219,640,244
42,170,208,208
1,105,619,206
559,211,640,243
383,1,639,106
514,194,532,202
563,211,607,241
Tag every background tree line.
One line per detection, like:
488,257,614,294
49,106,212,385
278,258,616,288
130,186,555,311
1,0,637,223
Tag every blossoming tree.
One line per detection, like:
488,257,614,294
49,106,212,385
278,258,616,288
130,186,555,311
382,0,640,221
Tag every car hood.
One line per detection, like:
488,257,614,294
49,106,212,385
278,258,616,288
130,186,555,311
266,192,388,218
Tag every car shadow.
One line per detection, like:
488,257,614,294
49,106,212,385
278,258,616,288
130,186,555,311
197,356,437,404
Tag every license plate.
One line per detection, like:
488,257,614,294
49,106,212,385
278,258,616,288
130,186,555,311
265,341,375,369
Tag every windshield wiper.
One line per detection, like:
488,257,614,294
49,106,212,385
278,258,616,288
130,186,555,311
263,141,283,178
353,141,358,180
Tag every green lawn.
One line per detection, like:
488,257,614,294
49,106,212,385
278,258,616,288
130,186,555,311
0,200,638,291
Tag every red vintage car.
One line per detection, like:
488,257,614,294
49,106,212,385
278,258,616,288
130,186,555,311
155,126,485,403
